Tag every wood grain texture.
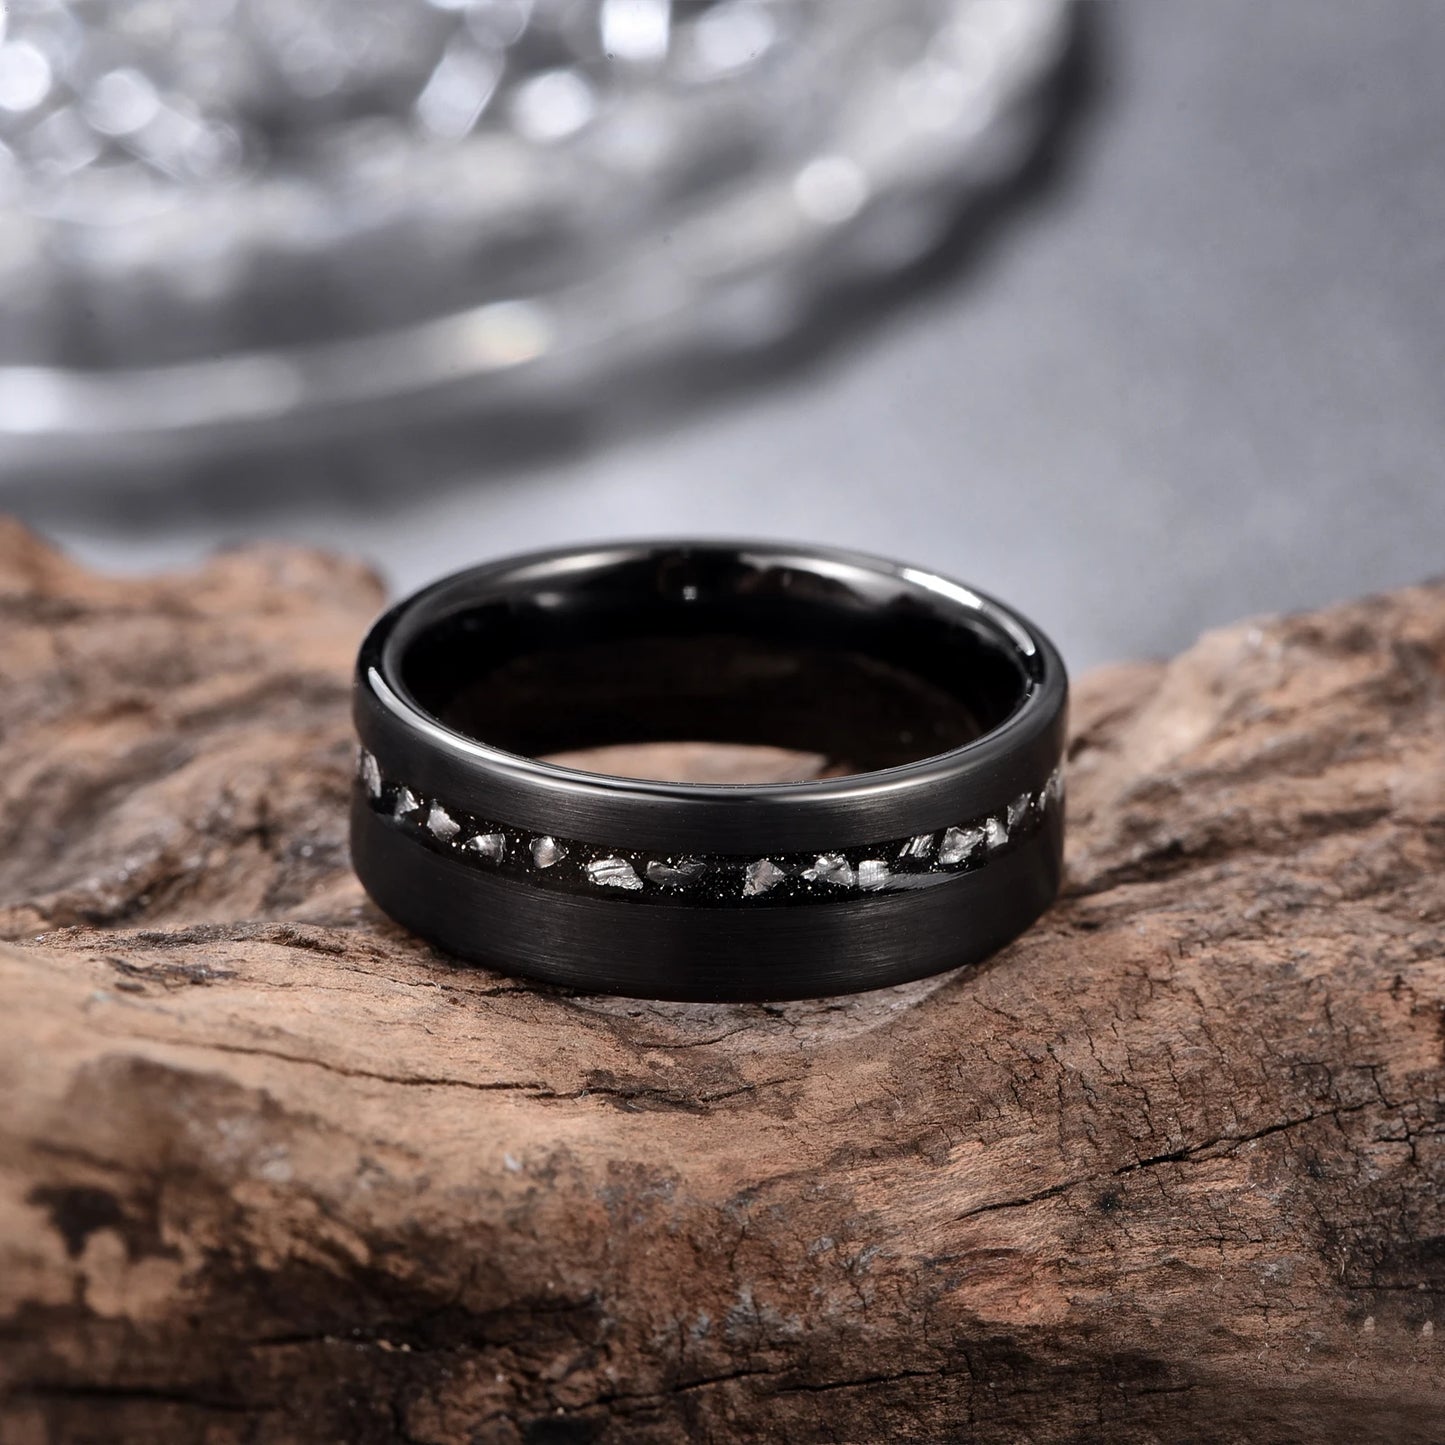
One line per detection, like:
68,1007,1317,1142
0,519,1441,1444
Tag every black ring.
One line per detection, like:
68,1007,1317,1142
350,541,1068,1001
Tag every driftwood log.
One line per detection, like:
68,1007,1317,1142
0,519,1441,1444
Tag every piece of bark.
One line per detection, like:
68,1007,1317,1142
0,517,1441,1444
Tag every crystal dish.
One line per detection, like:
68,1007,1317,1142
0,0,1072,471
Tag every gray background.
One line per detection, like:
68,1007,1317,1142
19,0,1445,671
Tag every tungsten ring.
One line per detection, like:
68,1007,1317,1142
351,541,1068,1002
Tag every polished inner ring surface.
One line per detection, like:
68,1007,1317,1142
397,549,1030,777
351,542,1068,1000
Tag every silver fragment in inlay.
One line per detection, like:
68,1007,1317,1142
808,854,856,887
646,858,706,888
743,859,786,897
856,859,890,891
359,749,382,798
466,832,507,862
1044,766,1065,807
1006,792,1031,832
426,804,460,841
588,857,644,890
939,824,984,865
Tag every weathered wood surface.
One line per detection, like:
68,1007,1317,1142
0,519,1441,1444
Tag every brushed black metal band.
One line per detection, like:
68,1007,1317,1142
350,541,1068,1001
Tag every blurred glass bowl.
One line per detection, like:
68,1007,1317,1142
0,0,1072,473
